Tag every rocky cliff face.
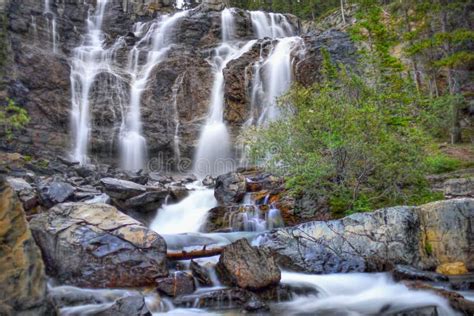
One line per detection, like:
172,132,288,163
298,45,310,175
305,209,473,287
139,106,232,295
0,177,50,315
0,0,356,169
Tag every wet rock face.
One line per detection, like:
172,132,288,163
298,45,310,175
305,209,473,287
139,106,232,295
2,0,356,167
156,271,196,297
217,238,281,290
174,287,269,312
392,265,448,282
95,295,152,316
0,177,49,315
29,202,168,288
214,172,246,204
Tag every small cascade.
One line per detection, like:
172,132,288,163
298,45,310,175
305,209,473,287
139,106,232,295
150,183,217,235
257,36,302,125
31,16,38,42
194,9,257,177
43,0,58,53
234,193,284,232
119,11,188,171
221,8,235,42
250,11,294,39
69,0,109,164
171,74,185,163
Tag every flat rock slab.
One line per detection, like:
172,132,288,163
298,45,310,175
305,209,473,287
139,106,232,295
30,203,167,288
100,178,147,200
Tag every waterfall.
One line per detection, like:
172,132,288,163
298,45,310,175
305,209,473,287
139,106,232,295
250,11,294,39
150,183,217,234
194,9,257,177
69,0,109,164
221,8,235,42
43,0,58,53
171,74,185,163
257,36,302,125
119,12,187,171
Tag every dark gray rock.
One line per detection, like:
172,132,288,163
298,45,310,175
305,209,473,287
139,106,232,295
6,176,38,211
190,260,213,287
29,203,168,288
100,177,146,200
156,271,196,297
125,190,169,212
217,238,281,290
392,265,448,282
95,295,151,316
38,179,75,207
214,172,246,204
174,288,269,312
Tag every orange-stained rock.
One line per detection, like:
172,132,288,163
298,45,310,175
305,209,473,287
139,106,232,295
436,262,469,275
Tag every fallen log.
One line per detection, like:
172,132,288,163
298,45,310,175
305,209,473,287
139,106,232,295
167,246,223,260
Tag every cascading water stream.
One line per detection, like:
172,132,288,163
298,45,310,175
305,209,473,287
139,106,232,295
250,11,294,39
257,36,302,125
278,272,457,315
171,74,185,163
43,0,58,53
194,9,257,177
69,0,109,164
119,11,187,171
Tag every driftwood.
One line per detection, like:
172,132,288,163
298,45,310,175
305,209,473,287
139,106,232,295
167,246,223,260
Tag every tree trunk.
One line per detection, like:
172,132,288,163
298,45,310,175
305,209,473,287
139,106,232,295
167,247,223,260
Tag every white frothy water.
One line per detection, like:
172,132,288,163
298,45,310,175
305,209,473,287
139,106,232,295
194,9,257,177
250,11,294,39
279,272,457,315
236,193,284,232
150,183,217,235
257,36,302,125
69,0,109,164
120,11,187,171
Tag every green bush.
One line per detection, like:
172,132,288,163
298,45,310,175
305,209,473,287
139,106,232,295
0,98,30,140
425,154,462,174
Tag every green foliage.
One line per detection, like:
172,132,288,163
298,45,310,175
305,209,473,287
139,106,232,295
227,0,341,19
0,99,30,140
244,57,434,217
425,241,433,256
425,154,462,174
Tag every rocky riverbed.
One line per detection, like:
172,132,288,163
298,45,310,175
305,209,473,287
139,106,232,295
0,151,473,315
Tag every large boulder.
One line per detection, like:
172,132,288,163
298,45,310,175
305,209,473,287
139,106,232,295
417,198,474,271
257,206,419,273
216,238,281,290
214,172,246,204
0,178,50,315
257,199,474,274
29,203,168,288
